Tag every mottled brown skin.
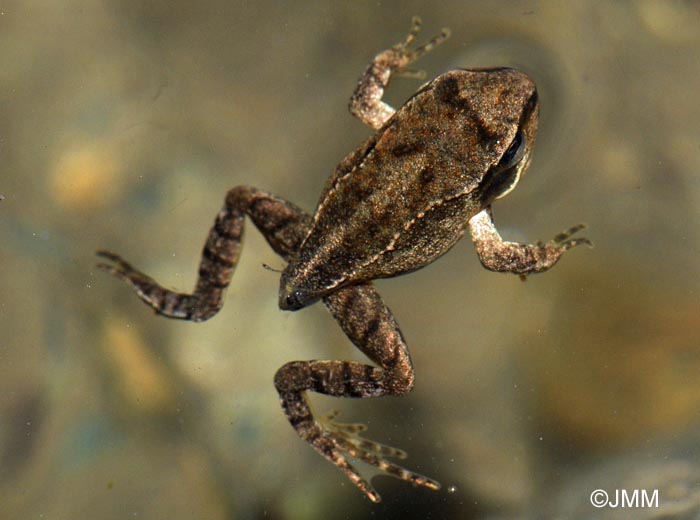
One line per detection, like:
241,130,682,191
97,17,589,503
282,67,540,309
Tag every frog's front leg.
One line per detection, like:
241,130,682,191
468,206,592,275
349,16,449,130
97,186,310,322
274,283,439,503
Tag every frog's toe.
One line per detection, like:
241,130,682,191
96,250,136,279
549,223,593,251
322,410,406,457
401,16,423,48
392,17,450,69
320,411,439,493
560,236,593,251
96,250,161,294
411,26,450,58
332,426,408,459
551,223,587,244
395,68,427,80
341,437,440,491
317,436,381,502
354,437,408,460
331,432,439,491
321,409,367,434
329,420,368,435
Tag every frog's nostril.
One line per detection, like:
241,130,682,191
283,289,305,311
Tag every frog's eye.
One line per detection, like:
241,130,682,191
499,131,525,170
479,130,528,202
493,131,528,199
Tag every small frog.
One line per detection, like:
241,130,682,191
97,18,589,503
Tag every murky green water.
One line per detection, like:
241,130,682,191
2,1,700,518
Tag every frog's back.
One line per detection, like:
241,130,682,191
285,69,535,302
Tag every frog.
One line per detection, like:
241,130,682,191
96,17,590,503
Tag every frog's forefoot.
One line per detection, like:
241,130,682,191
550,223,593,251
401,16,451,63
469,209,592,275
349,17,450,130
387,16,450,78
527,223,592,273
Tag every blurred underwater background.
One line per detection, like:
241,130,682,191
1,1,700,518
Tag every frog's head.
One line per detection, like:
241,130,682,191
430,68,539,203
278,262,324,311
279,247,355,311
473,68,539,203
279,280,311,311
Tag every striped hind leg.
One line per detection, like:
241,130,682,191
99,185,438,501
97,185,310,322
274,283,440,503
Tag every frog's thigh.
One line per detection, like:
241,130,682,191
275,283,414,402
190,186,312,316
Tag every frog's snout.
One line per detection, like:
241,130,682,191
279,273,315,311
280,287,306,311
279,262,327,311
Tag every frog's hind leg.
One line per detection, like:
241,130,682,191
98,187,439,501
97,186,310,322
274,283,440,503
